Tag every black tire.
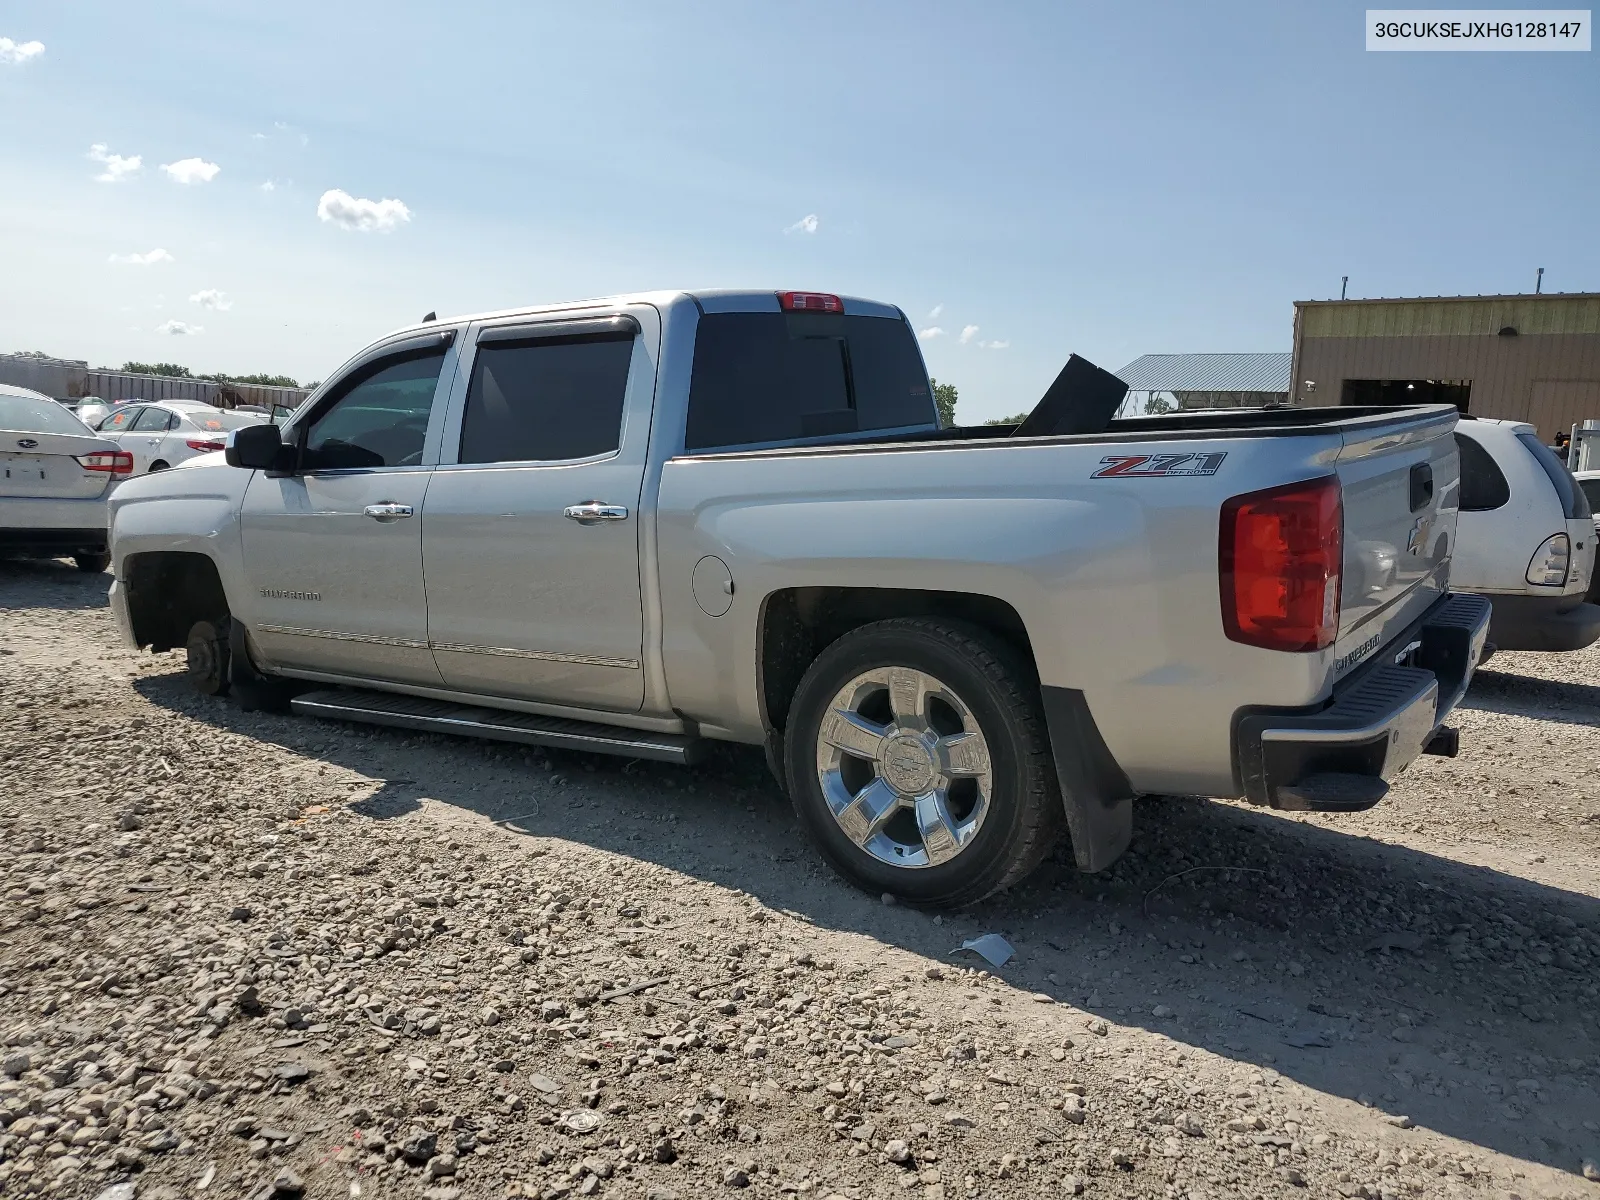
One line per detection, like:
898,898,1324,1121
185,618,232,696
229,620,302,712
73,551,111,573
148,461,170,473
783,618,1062,907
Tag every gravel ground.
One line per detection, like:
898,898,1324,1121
1,559,1597,1200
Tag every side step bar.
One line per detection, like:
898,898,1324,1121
289,688,707,765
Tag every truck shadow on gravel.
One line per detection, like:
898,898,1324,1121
1463,667,1600,727
130,664,1600,1179
0,559,111,610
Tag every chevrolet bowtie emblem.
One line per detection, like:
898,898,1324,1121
1406,515,1434,556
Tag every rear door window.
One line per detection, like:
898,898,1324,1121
459,332,634,464
684,312,933,452
131,407,174,432
1453,432,1510,511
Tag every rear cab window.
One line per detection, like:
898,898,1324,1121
684,312,934,452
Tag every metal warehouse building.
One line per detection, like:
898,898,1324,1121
1290,293,1600,437
1116,353,1290,411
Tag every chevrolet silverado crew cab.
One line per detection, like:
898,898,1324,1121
108,289,1489,905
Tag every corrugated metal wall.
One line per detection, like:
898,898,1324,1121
0,354,310,410
0,354,88,398
83,371,220,403
81,371,310,409
1291,296,1600,437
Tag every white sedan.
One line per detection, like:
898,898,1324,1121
94,401,267,473
1,384,131,572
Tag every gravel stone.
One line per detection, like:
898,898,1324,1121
1,567,1596,1200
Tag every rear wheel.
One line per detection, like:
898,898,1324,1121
73,551,111,573
184,618,232,696
783,618,1062,907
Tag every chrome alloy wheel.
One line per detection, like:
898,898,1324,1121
814,666,993,868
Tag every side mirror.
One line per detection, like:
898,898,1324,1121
226,423,293,471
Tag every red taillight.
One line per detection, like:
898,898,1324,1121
1220,475,1343,652
777,291,844,313
75,450,134,477
186,439,226,453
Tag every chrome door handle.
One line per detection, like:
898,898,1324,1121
363,502,413,521
563,502,629,523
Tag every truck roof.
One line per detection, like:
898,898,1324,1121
375,290,908,347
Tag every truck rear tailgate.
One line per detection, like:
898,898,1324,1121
1331,405,1459,674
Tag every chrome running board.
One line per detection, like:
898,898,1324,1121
290,688,706,765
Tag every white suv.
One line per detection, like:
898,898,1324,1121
1452,418,1599,652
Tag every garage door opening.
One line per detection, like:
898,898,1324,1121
1341,379,1472,412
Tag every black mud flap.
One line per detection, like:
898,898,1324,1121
1040,686,1135,872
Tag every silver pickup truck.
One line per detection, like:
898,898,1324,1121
108,289,1489,905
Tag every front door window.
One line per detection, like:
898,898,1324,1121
301,351,447,471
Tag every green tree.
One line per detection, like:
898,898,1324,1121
930,377,959,427
983,412,1031,426
1144,394,1175,415
207,372,301,388
117,361,304,388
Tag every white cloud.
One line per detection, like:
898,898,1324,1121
162,157,220,184
317,188,412,233
190,288,232,311
927,304,944,320
958,324,980,345
260,180,276,192
156,319,201,335
918,326,946,341
108,248,173,266
88,143,142,183
784,213,819,235
0,37,45,64
978,339,1011,350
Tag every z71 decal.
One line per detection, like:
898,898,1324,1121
1091,452,1227,479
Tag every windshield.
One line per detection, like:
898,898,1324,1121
0,393,95,437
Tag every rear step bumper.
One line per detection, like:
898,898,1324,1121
289,688,707,765
1234,592,1491,812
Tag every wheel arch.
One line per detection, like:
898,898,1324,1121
123,550,230,652
757,587,1135,875
756,586,1035,737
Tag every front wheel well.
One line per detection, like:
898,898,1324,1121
124,551,229,652
757,586,1035,734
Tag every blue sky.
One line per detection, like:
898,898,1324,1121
2,1,1595,421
